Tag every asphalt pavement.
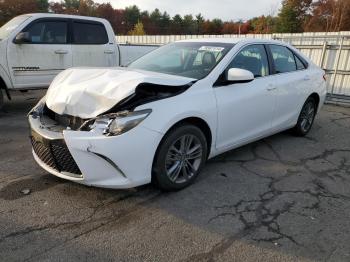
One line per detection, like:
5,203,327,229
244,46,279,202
1,90,350,262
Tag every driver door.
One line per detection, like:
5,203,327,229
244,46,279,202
214,44,276,150
7,18,72,89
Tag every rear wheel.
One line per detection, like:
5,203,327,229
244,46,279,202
153,125,207,191
292,97,317,136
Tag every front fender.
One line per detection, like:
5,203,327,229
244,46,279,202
136,87,218,154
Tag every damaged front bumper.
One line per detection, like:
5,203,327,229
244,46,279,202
28,107,163,189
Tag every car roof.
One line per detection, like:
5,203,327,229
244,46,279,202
178,37,312,65
178,37,286,46
22,13,107,23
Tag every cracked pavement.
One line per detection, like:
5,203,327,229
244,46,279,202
0,90,350,262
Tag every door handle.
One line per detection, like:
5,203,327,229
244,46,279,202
55,50,68,54
303,75,311,81
104,50,115,54
267,85,277,91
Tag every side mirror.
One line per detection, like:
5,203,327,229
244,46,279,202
14,32,30,44
227,68,254,83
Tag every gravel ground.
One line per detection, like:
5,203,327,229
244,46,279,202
0,90,350,262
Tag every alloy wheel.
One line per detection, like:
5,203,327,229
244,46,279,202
165,134,203,184
300,101,315,133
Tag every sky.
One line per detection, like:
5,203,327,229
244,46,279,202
95,0,283,21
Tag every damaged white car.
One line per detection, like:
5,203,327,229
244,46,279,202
28,39,326,190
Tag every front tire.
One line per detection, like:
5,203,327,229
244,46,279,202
292,97,317,136
152,124,208,191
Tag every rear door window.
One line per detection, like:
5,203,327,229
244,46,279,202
72,21,108,45
270,45,297,73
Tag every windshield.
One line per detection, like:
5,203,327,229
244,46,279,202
128,42,234,79
0,15,31,40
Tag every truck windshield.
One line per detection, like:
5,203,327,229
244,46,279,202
128,42,234,79
0,15,31,41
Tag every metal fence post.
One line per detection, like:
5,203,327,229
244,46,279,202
320,41,327,68
331,36,344,96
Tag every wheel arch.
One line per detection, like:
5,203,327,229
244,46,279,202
171,117,213,158
151,116,213,185
308,92,320,111
154,116,213,162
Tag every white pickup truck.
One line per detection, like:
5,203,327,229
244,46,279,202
0,13,157,109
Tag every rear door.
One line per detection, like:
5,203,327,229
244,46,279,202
7,18,72,89
71,19,117,67
267,45,310,130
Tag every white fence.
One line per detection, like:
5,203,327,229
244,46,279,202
118,32,350,102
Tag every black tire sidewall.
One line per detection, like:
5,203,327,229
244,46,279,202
153,124,208,191
294,97,316,136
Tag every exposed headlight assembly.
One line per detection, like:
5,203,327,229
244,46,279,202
86,109,152,136
28,96,46,118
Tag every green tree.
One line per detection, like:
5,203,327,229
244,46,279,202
128,21,145,35
171,14,183,34
149,8,161,34
277,0,312,32
250,15,277,33
211,18,224,34
64,0,80,9
36,0,49,12
182,14,196,34
160,11,171,34
195,13,205,34
124,5,141,32
139,10,150,33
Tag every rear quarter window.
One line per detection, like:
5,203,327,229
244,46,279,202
295,55,306,70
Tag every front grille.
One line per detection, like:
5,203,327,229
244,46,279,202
30,136,82,176
31,138,56,169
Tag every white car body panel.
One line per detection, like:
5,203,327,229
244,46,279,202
28,38,327,189
46,67,195,118
63,126,163,188
7,41,73,88
213,77,276,150
136,81,218,155
72,44,116,68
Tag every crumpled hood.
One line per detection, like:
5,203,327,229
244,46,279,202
46,67,195,119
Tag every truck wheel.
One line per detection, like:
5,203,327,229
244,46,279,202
0,89,4,111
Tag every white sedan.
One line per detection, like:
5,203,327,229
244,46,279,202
28,38,326,190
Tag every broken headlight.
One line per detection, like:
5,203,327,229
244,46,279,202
28,96,46,118
86,109,152,136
